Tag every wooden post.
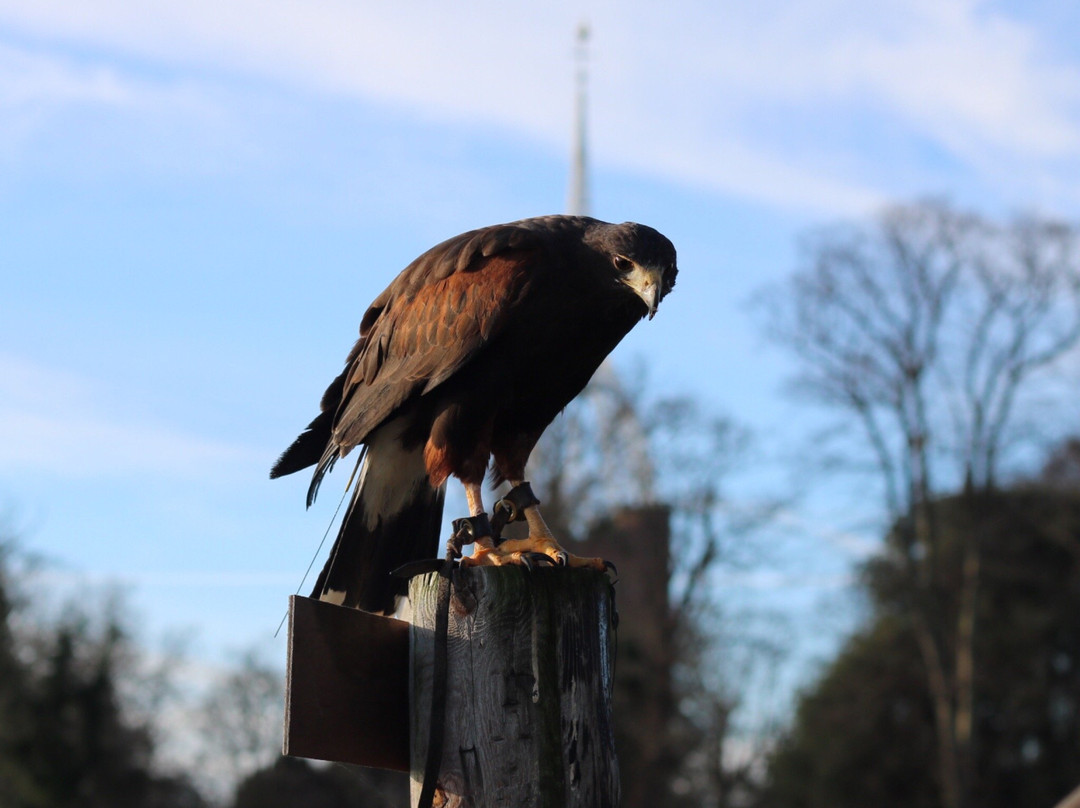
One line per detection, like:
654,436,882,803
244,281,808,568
409,566,619,808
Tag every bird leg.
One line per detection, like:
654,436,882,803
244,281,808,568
456,481,499,562
464,481,487,521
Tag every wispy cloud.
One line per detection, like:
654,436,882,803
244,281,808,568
0,41,135,108
0,353,260,479
33,568,296,588
1,0,1078,212
0,35,230,131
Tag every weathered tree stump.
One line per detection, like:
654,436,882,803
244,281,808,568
409,566,619,808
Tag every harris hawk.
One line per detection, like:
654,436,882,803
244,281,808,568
272,215,677,614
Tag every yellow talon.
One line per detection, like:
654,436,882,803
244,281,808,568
461,535,607,570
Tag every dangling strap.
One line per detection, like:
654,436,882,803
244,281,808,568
417,510,498,808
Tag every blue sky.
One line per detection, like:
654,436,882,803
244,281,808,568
4,0,1080,673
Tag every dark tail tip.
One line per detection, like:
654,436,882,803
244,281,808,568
270,410,336,479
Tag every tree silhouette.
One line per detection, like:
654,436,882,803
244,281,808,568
0,539,206,808
761,200,1080,808
759,484,1080,808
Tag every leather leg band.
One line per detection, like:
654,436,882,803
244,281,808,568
451,513,492,545
491,481,541,540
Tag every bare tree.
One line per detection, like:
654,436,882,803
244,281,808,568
761,200,1080,808
195,650,284,796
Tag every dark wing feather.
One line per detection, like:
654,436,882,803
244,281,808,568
299,222,557,499
333,235,537,442
268,368,346,480
269,216,595,495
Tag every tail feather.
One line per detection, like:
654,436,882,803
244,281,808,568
311,420,444,614
269,408,335,481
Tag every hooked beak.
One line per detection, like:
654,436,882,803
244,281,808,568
621,265,663,320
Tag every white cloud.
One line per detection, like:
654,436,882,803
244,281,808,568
0,0,1078,212
0,354,260,478
0,41,132,154
0,38,244,177
0,41,134,107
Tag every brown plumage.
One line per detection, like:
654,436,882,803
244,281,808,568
272,215,677,613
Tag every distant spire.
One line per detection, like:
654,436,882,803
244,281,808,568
565,24,654,496
567,22,591,216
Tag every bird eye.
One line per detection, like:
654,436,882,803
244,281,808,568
613,256,634,272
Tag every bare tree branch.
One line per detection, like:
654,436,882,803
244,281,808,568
759,199,1080,808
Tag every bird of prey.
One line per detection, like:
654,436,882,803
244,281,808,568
271,215,677,614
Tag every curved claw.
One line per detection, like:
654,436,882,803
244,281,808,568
521,552,555,571
603,559,619,583
555,550,569,567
